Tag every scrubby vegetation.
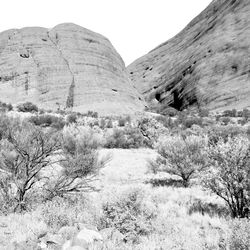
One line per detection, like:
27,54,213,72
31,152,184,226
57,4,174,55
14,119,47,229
17,101,38,113
0,105,249,249
28,114,66,129
152,135,208,187
99,186,157,243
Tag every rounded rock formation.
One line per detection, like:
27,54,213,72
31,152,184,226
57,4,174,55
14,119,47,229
128,0,250,112
0,23,145,115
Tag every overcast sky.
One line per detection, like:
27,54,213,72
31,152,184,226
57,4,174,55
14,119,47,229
1,0,211,65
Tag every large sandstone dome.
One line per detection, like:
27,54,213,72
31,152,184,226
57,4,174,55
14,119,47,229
128,0,250,112
0,23,145,115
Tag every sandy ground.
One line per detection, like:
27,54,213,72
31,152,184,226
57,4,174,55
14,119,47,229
97,148,158,188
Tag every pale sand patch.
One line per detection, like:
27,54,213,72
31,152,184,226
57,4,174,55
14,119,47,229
97,148,158,187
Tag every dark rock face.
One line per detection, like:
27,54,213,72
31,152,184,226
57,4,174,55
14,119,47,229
128,0,250,112
0,23,145,115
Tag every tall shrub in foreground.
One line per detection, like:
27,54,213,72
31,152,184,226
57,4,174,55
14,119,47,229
154,135,208,187
204,136,250,218
0,124,61,212
0,123,109,213
100,187,157,243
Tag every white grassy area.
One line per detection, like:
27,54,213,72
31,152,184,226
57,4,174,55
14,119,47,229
97,148,158,187
0,148,236,249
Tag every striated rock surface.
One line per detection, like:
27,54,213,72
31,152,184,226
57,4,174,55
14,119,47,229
0,23,145,115
128,0,250,112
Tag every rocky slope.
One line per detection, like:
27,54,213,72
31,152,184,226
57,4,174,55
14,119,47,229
0,23,145,115
128,0,250,112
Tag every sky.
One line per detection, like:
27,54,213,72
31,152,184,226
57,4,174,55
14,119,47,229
0,0,212,65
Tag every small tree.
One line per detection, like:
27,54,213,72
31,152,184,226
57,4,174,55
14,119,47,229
45,131,110,200
0,123,109,213
0,124,61,212
155,135,207,187
204,136,250,218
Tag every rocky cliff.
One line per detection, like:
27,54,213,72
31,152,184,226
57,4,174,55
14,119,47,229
128,0,250,112
0,23,145,115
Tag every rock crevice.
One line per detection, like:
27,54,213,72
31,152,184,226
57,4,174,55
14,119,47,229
47,31,75,109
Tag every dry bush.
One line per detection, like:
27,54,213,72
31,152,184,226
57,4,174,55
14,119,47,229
0,124,61,212
228,219,250,249
17,102,38,113
28,114,65,129
37,195,99,230
137,116,169,147
153,135,208,187
99,186,157,243
104,127,146,149
45,125,110,200
204,136,250,218
206,124,245,144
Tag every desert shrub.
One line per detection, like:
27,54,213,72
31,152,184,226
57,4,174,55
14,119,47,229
0,114,19,140
176,113,203,129
99,118,106,129
28,114,65,130
39,195,97,230
118,116,131,127
154,135,208,187
137,116,169,147
242,108,250,120
105,129,127,148
0,124,61,212
199,108,210,117
0,175,16,215
184,116,203,128
106,119,113,128
99,187,157,243
118,117,126,127
45,128,109,200
207,125,245,144
223,109,237,117
87,110,98,118
247,126,250,138
0,101,13,112
188,198,229,217
105,127,146,149
239,117,249,126
56,109,67,116
38,108,45,114
0,122,106,213
228,219,250,249
155,115,175,129
220,116,231,125
123,126,146,148
63,125,105,150
66,113,78,124
204,136,250,218
17,102,38,113
184,124,205,137
145,177,183,188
